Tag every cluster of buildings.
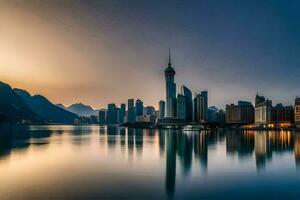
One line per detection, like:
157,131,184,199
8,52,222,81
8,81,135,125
95,51,300,129
98,99,157,125
225,95,300,128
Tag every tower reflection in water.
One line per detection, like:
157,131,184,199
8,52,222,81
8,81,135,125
1,125,300,198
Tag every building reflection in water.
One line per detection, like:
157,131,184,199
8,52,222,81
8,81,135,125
1,125,300,198
177,133,193,176
294,134,300,169
0,125,53,160
135,129,143,155
165,129,177,198
194,131,208,172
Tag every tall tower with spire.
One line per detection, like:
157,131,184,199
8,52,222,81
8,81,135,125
164,49,177,117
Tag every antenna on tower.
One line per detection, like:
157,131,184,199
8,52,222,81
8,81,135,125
168,48,171,66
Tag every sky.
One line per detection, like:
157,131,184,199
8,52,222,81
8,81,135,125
0,0,300,110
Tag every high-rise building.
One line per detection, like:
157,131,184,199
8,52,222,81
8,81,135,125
107,103,118,124
181,85,193,122
225,101,254,124
177,94,186,120
159,100,165,119
119,103,126,124
295,97,300,127
255,94,273,126
127,99,136,123
98,109,106,125
165,49,177,117
194,91,208,123
135,99,144,116
116,108,120,124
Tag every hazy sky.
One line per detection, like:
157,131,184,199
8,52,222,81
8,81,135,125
1,0,300,109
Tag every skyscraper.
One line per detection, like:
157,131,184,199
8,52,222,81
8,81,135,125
127,99,135,123
194,91,208,123
107,103,118,124
165,49,177,117
159,100,165,119
98,109,106,125
177,94,186,120
135,99,144,116
181,85,193,122
119,103,126,124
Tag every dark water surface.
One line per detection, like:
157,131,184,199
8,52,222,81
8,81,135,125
1,125,300,200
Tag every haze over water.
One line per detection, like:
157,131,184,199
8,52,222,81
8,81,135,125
1,125,300,199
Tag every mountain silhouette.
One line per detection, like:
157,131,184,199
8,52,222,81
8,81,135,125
0,82,41,122
59,103,98,117
14,88,78,124
56,103,66,109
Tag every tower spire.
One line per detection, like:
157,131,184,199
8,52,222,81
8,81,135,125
168,48,171,67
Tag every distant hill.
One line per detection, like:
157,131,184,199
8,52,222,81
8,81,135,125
64,103,98,117
14,88,78,124
56,103,66,109
0,82,41,123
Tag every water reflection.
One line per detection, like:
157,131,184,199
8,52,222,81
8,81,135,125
1,125,300,199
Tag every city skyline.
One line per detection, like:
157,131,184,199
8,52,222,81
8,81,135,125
1,0,300,110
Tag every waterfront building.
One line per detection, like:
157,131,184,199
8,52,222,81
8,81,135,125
127,99,136,123
255,94,273,126
89,115,98,124
272,104,294,125
136,115,157,124
181,85,193,122
159,100,165,119
146,106,155,116
295,97,300,127
177,94,186,120
155,110,159,119
98,109,106,125
135,99,144,116
207,106,226,123
218,109,226,123
107,103,118,124
165,49,177,117
194,91,208,123
226,101,254,124
119,103,126,124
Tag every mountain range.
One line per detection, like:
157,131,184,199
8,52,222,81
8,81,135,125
0,81,78,124
0,82,40,122
57,103,98,117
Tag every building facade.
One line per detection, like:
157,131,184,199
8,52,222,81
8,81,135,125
255,94,273,126
194,91,208,123
177,94,186,120
146,106,155,116
165,50,177,117
181,85,193,122
107,103,118,124
119,103,126,124
159,100,165,119
135,99,144,116
127,99,135,123
98,109,106,125
226,101,254,124
272,103,294,125
295,97,300,127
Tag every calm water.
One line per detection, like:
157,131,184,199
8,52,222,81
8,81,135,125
1,125,300,199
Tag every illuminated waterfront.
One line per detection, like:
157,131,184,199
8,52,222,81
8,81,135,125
1,125,300,199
